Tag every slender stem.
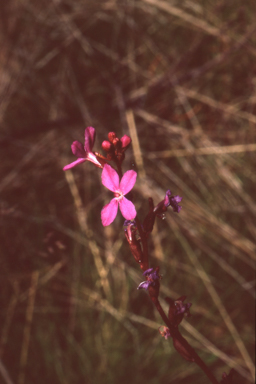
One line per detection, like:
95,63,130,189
153,299,219,384
132,194,219,383
115,159,123,179
135,216,149,270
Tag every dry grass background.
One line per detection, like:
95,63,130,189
0,1,255,383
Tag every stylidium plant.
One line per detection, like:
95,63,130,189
63,126,236,384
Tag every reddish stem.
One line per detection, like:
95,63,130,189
153,298,219,384
135,216,149,270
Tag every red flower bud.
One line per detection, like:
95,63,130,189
121,135,131,149
102,140,112,152
108,132,116,143
113,137,122,150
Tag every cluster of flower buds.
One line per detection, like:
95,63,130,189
102,132,131,164
165,295,192,327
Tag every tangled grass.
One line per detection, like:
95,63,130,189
0,1,255,383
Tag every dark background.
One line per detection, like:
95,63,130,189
0,1,255,383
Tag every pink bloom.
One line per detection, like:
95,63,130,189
101,164,137,226
63,127,102,170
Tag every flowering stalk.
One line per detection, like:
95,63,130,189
63,126,236,384
155,300,219,383
137,268,219,383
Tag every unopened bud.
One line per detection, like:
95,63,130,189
102,140,112,152
120,135,131,149
113,137,122,150
108,132,116,143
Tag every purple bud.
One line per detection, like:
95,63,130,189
166,296,192,326
170,195,183,213
154,190,182,216
143,268,154,276
163,190,182,213
137,267,161,291
175,301,192,315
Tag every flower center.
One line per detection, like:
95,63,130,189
114,190,123,200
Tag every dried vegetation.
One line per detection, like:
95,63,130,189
0,1,255,383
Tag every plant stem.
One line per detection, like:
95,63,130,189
135,217,149,270
153,299,219,384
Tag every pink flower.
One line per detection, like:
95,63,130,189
101,164,137,226
63,127,103,170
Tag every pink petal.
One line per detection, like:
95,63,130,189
119,170,137,195
119,197,137,220
87,152,103,168
84,126,95,152
101,198,118,226
101,164,119,192
71,141,86,157
63,158,86,170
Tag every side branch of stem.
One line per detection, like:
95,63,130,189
153,299,219,384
